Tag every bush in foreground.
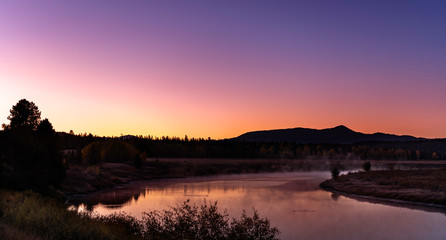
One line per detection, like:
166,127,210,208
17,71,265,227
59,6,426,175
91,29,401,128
141,200,280,240
0,190,131,240
0,190,280,240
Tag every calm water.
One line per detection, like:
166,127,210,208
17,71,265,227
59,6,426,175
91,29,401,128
70,171,446,240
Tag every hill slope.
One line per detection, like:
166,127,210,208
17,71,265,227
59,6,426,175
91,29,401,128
233,125,421,144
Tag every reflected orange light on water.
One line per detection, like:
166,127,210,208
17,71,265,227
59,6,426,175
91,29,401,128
75,172,446,240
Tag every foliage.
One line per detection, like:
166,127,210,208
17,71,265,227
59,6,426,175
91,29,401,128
0,190,140,240
0,190,280,240
330,165,340,179
95,212,144,238
141,200,280,240
81,140,141,167
229,210,280,240
330,161,343,179
0,221,40,240
362,161,371,171
2,99,41,131
59,133,446,161
0,99,65,191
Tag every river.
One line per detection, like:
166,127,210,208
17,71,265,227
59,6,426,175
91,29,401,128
69,168,446,240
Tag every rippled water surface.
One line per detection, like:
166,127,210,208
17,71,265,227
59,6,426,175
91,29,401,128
71,171,446,240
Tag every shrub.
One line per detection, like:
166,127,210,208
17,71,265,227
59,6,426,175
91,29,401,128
95,212,143,237
229,209,280,240
1,191,280,240
141,200,280,240
362,161,371,172
0,190,132,240
330,165,340,179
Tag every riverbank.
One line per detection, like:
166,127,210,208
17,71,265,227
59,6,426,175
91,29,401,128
0,190,144,240
62,158,319,195
63,159,446,196
320,169,446,206
0,189,280,240
0,221,40,240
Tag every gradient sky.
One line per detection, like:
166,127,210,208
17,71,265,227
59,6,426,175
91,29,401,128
1,0,446,139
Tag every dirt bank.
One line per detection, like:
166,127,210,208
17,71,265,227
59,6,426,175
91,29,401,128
62,158,296,195
62,163,156,195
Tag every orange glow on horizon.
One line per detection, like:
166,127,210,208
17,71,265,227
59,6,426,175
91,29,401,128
1,1,446,139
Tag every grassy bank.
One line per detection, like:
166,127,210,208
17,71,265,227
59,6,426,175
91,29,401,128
0,221,41,240
0,190,280,240
0,190,142,240
320,169,446,205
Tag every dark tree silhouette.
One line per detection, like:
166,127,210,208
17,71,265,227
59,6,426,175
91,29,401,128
36,118,54,136
2,99,41,131
0,99,65,192
35,118,66,187
362,161,371,171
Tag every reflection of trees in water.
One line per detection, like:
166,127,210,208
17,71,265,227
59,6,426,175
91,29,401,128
69,174,321,211
71,170,446,219
69,190,143,210
331,193,340,201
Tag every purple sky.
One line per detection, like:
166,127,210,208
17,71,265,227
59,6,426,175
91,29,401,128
1,0,446,138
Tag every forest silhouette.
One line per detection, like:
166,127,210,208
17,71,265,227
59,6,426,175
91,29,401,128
0,99,65,192
1,98,445,240
1,98,446,193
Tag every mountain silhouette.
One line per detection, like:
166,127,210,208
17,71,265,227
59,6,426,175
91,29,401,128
233,125,421,144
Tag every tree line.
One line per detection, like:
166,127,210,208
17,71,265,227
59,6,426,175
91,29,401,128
2,99,445,192
61,131,446,164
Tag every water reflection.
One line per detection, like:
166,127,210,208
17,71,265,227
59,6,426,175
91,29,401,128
69,171,446,240
331,192,340,201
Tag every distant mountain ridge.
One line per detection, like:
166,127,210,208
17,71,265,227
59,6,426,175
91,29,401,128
233,125,422,144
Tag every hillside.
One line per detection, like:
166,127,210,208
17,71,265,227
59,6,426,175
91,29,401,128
233,125,421,144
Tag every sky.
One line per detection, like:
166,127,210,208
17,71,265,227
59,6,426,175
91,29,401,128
1,0,446,139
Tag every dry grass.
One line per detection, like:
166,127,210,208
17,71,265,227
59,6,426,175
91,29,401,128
320,169,446,205
0,190,280,240
0,221,41,240
0,190,142,240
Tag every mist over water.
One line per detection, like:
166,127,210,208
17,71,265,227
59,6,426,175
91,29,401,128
71,168,446,240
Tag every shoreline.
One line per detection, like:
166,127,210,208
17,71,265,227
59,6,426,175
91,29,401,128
61,158,302,196
321,186,446,213
63,159,446,196
319,169,446,207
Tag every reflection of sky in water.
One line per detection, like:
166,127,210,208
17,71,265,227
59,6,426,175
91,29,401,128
80,172,446,240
